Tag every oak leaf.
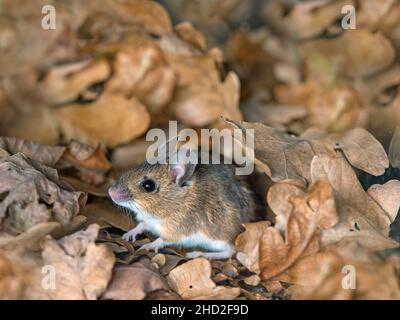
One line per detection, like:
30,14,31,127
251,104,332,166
167,258,240,300
41,224,115,300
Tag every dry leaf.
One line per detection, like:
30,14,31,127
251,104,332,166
235,221,271,274
389,126,400,168
311,155,398,250
328,128,389,176
0,222,60,250
368,180,400,223
242,104,307,128
39,59,110,104
0,136,65,166
167,258,240,300
111,138,154,169
0,248,44,299
0,153,86,235
367,92,400,145
301,127,389,176
0,137,112,185
57,92,150,147
226,119,315,182
103,258,173,300
81,199,134,231
168,54,240,127
289,245,400,300
56,140,112,185
4,107,60,145
260,181,338,281
263,0,354,40
300,30,395,77
41,224,115,300
174,21,207,51
107,47,176,114
275,77,367,133
244,275,261,287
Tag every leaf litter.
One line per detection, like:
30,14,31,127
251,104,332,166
0,0,400,300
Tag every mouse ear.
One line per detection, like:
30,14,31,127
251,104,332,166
168,148,198,186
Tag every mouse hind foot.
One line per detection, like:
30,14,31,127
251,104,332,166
139,237,164,253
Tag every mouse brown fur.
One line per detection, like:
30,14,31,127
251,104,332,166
109,151,255,259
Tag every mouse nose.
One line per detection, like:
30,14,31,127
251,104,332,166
108,185,131,202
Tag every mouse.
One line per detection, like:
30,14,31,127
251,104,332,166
108,149,255,260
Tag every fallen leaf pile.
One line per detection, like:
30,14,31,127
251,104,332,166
0,0,400,300
0,0,242,158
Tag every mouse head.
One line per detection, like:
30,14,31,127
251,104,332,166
108,149,198,218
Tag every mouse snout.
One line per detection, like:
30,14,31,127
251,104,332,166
108,184,131,202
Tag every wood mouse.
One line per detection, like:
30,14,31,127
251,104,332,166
108,149,255,259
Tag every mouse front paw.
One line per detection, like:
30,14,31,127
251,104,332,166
138,237,164,253
122,222,145,242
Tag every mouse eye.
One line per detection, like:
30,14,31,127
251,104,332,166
140,178,157,193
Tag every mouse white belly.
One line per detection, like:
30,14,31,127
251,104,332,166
167,232,233,252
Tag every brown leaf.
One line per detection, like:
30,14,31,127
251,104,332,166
58,140,111,171
0,137,112,185
103,258,173,300
174,21,207,51
226,119,316,182
167,258,240,300
0,248,45,299
267,181,306,232
0,136,65,166
355,65,400,107
220,72,242,122
300,30,395,77
367,92,400,145
289,245,400,300
329,128,389,176
60,176,109,197
41,224,115,300
242,104,307,128
389,126,400,169
227,120,388,183
358,0,400,36
107,47,177,114
111,138,154,169
144,289,181,300
244,275,261,287
51,215,88,239
301,127,389,176
39,59,110,104
0,222,60,250
169,54,240,127
0,153,86,235
368,180,400,223
56,140,112,185
4,107,60,145
158,254,186,276
260,181,337,281
275,79,367,133
57,92,150,147
263,0,354,40
108,0,173,36
81,199,134,232
235,221,271,274
311,154,398,250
